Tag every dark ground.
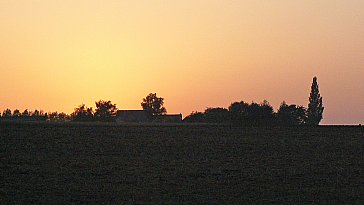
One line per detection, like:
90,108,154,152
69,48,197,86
0,122,363,204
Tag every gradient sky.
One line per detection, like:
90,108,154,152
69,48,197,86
0,0,363,124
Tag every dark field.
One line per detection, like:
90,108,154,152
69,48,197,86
1,122,363,204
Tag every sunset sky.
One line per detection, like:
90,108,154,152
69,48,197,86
0,0,363,124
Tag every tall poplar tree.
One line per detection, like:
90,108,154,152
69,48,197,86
307,77,324,125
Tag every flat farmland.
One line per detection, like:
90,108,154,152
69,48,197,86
1,122,363,204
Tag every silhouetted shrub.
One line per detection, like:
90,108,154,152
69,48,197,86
277,101,307,126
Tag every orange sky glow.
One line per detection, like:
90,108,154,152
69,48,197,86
0,0,363,124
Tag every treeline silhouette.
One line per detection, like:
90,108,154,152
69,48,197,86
0,100,117,122
0,77,324,126
0,109,52,121
184,77,324,126
70,100,117,122
184,100,307,126
0,93,168,123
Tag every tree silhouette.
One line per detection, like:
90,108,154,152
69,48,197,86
29,110,47,121
141,93,167,116
57,112,69,121
229,101,249,126
183,101,276,126
22,109,30,117
204,107,230,123
307,77,324,125
49,112,69,121
2,109,12,117
277,101,307,126
48,112,59,121
13,109,21,117
244,101,275,126
32,110,40,117
71,104,94,122
94,100,117,122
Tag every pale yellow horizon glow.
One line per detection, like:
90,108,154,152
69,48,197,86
0,0,363,124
